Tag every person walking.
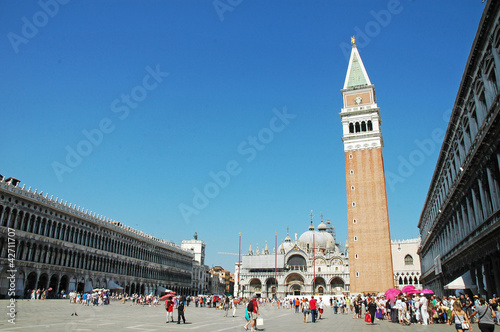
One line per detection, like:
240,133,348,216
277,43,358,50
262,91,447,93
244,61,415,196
302,298,310,323
232,297,238,317
470,297,496,332
310,296,318,323
249,296,259,332
449,300,473,332
318,297,324,320
223,296,230,317
243,299,251,331
367,297,377,325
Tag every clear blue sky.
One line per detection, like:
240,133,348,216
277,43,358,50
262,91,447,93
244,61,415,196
0,0,485,270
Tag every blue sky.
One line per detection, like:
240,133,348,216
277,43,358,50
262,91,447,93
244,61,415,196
0,0,485,270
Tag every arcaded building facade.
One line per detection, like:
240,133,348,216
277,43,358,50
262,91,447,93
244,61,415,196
0,177,193,298
340,38,394,293
418,0,500,298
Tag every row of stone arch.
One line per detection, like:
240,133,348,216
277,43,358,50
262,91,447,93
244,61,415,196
348,120,373,133
0,204,191,270
0,269,192,299
0,238,188,283
398,275,420,286
246,273,346,296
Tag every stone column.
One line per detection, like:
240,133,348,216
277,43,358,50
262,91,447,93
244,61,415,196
476,264,486,297
463,127,471,151
3,209,12,228
468,111,478,139
470,265,478,290
483,258,495,299
473,90,487,125
492,257,500,298
492,46,500,88
471,189,482,227
0,207,6,227
481,67,496,109
477,178,490,220
8,210,16,228
486,167,500,211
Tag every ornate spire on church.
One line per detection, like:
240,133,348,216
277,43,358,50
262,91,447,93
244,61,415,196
255,243,260,256
264,241,270,255
194,231,198,240
309,210,315,231
285,226,292,242
248,243,253,255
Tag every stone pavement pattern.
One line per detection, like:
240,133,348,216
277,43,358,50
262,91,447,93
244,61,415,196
1,300,463,332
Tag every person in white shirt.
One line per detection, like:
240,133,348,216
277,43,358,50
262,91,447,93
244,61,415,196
420,295,429,325
318,297,324,319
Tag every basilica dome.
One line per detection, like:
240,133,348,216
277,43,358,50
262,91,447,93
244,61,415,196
298,223,327,250
278,233,294,254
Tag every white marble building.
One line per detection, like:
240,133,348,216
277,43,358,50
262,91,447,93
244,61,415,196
235,215,350,298
391,238,422,290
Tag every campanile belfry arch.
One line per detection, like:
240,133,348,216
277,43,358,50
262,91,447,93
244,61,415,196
340,37,394,293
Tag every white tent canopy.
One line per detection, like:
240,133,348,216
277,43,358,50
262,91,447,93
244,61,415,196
108,280,124,290
157,286,173,293
444,271,477,291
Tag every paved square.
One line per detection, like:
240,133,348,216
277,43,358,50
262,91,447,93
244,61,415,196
1,299,461,331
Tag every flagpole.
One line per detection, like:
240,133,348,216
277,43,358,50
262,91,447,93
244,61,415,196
313,228,315,295
238,232,241,297
275,231,277,285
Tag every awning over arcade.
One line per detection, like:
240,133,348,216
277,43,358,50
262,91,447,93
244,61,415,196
108,280,124,290
444,271,477,291
157,286,172,293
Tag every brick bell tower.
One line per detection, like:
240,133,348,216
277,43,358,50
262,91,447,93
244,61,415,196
340,37,394,293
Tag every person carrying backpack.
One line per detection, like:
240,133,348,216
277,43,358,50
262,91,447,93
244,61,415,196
177,298,186,324
243,296,259,331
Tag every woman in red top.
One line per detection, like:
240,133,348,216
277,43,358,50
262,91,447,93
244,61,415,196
166,298,174,323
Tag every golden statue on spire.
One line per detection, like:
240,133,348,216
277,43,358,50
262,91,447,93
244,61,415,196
351,36,356,45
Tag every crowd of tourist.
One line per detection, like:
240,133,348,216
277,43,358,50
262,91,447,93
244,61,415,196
54,288,500,331
254,292,500,331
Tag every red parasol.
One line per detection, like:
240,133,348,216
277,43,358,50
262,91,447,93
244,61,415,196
160,294,173,301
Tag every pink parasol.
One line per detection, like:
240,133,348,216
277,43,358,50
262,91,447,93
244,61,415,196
402,285,415,293
384,288,401,300
406,289,421,295
421,289,434,295
48,287,53,291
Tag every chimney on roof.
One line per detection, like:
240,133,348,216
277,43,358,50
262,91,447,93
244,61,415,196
5,177,20,187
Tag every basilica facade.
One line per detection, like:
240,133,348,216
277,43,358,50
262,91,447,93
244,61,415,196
235,216,350,298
